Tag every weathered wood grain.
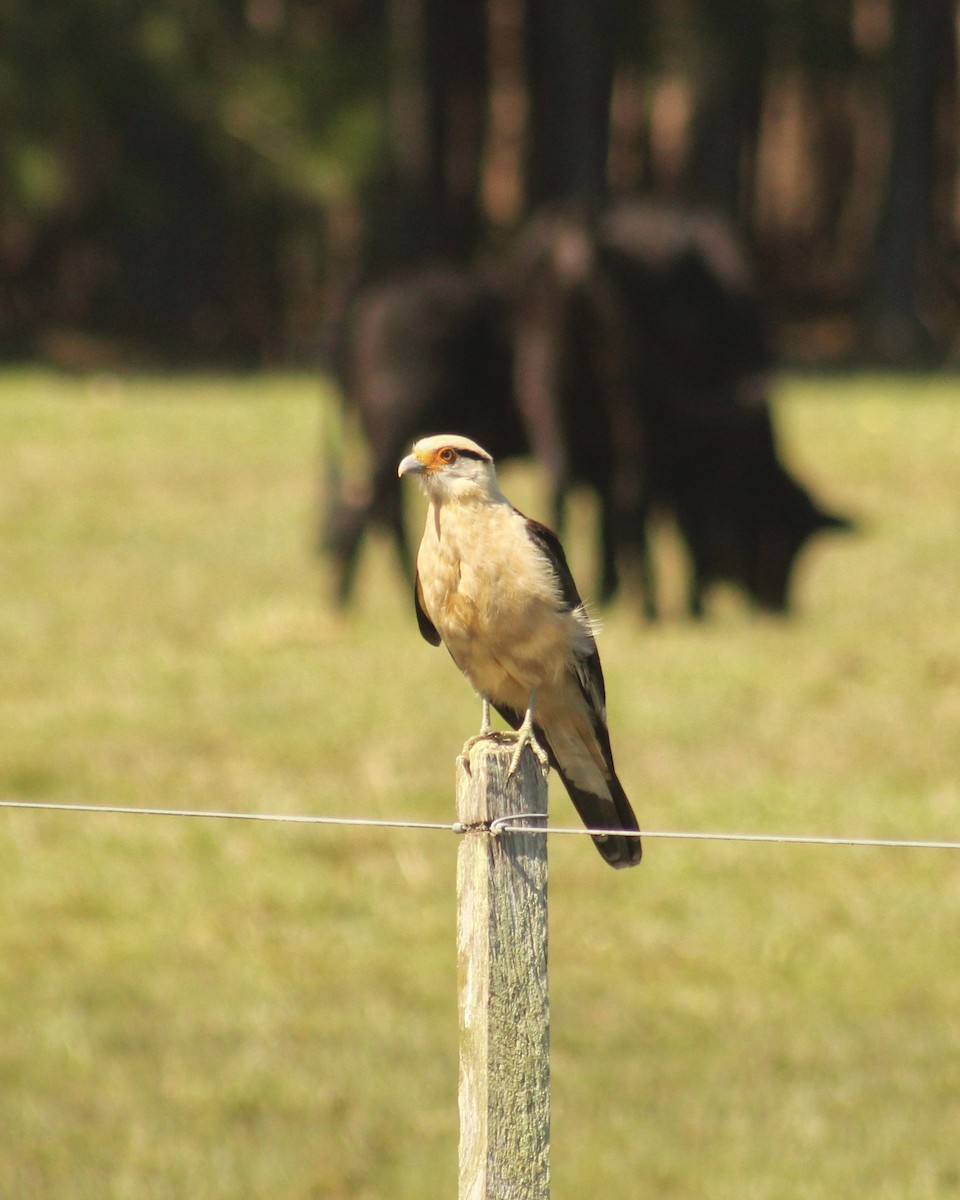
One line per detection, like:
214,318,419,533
456,734,549,1200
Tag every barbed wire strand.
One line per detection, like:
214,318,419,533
0,799,958,851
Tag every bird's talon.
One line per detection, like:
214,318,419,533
461,730,496,757
506,729,550,780
461,698,496,760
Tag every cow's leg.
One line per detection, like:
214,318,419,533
324,462,412,605
384,476,413,583
550,479,569,538
362,460,414,585
635,510,658,621
323,499,369,607
597,490,620,604
685,547,707,619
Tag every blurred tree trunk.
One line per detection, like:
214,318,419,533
373,0,488,268
864,0,957,360
687,0,768,233
423,0,489,255
524,0,618,208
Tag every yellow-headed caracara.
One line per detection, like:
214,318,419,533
398,433,642,868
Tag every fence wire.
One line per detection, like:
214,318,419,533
1,799,958,851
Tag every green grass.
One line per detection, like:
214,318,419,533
1,369,959,1198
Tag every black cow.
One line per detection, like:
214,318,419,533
323,241,643,609
507,207,650,609
321,265,525,604
594,200,851,615
641,393,850,615
321,204,850,617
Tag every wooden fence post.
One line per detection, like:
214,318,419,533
456,735,550,1200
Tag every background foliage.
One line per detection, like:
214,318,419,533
1,0,958,366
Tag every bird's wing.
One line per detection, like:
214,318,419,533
520,514,584,609
414,569,441,646
522,515,608,719
508,515,641,868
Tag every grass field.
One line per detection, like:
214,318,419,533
1,369,959,1199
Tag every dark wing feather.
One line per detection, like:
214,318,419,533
521,515,584,609
414,570,441,646
522,514,608,715
513,514,641,869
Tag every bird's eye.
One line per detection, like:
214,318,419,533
438,447,457,464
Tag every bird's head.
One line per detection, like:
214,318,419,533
398,434,501,504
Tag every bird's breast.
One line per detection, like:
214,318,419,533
417,502,579,704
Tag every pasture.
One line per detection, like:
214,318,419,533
1,369,959,1198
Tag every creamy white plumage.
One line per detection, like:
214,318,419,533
398,433,641,868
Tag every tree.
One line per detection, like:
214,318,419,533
864,0,958,361
524,0,619,208
365,0,489,270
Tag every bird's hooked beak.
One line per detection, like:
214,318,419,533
398,453,426,478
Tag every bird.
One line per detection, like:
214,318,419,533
397,433,641,868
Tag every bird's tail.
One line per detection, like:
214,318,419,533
555,760,642,869
531,713,643,868
492,702,642,868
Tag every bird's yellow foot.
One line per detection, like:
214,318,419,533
507,708,550,779
461,698,497,756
